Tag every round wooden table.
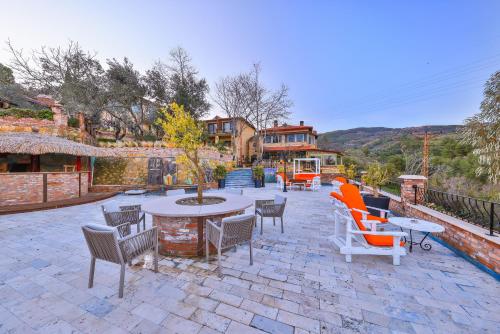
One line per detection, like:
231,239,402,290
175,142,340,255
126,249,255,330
143,193,253,257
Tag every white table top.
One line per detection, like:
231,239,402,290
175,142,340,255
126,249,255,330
142,193,253,218
389,217,445,233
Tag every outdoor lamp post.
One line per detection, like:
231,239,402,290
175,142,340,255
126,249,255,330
281,151,290,192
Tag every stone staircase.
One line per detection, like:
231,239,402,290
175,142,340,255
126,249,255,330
225,168,254,188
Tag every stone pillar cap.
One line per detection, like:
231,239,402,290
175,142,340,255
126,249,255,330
398,175,427,180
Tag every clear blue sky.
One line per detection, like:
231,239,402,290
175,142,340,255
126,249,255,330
1,0,499,132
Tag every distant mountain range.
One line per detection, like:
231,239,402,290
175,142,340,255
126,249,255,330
317,125,461,152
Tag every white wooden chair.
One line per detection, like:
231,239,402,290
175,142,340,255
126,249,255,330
309,176,321,191
331,180,343,194
330,197,407,265
276,174,284,190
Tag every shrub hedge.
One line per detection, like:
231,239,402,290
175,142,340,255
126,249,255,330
0,108,54,120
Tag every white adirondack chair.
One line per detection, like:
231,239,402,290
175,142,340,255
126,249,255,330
331,180,343,194
330,197,407,265
276,174,284,190
310,176,321,191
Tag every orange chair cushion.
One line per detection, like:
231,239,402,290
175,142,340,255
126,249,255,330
334,176,347,184
340,184,368,212
351,210,402,247
294,173,319,182
330,192,343,201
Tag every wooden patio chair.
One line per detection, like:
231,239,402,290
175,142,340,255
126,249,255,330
205,213,255,273
81,223,158,298
101,205,145,236
255,195,287,235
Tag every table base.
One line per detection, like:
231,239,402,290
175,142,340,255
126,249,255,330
401,228,432,252
153,211,243,257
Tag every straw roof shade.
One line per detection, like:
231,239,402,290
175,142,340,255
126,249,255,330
0,132,112,157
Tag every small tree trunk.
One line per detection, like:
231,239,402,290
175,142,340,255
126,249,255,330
197,166,204,204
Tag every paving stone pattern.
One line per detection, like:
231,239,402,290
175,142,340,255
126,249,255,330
0,186,498,333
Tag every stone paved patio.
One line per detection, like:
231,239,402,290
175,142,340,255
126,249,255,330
0,186,498,333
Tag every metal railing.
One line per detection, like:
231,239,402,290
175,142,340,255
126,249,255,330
414,186,499,235
381,180,401,196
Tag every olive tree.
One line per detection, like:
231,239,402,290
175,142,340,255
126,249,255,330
156,102,206,203
461,71,499,185
6,39,107,123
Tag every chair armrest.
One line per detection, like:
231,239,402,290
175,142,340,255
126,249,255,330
360,219,383,231
365,206,391,218
351,208,370,215
206,220,221,247
115,221,136,238
206,219,221,232
365,206,391,213
119,227,158,261
351,208,370,220
351,230,407,237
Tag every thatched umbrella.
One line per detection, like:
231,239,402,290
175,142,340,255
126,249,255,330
0,132,113,157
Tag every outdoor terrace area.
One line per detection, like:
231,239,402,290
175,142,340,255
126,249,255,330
0,186,498,334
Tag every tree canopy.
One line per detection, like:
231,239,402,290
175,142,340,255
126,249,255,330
5,41,211,139
156,102,206,202
462,70,499,186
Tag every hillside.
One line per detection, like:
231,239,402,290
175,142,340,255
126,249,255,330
317,125,461,152
318,124,497,200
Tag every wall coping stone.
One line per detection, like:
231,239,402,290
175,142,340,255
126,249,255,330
398,175,427,180
407,203,499,245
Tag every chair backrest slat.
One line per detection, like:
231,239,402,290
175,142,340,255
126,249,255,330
82,226,124,264
220,214,255,249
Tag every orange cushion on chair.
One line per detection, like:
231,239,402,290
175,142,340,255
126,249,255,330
334,176,347,184
350,210,402,247
340,183,368,212
330,192,343,201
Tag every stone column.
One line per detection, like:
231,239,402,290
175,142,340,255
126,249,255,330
398,175,427,206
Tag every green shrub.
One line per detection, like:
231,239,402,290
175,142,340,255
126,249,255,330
253,165,264,179
0,108,54,120
213,165,227,180
67,117,80,128
142,134,157,142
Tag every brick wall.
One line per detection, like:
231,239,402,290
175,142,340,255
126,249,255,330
375,175,500,274
0,172,89,206
0,173,43,205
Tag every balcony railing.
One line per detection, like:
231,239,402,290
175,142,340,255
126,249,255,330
413,186,499,235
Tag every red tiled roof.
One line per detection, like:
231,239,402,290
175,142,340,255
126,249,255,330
202,116,255,129
261,125,317,136
263,146,342,154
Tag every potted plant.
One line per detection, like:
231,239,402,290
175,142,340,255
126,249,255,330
214,165,227,189
361,163,391,215
253,165,264,188
345,164,357,183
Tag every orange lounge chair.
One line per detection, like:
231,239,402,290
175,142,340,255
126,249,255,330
330,185,406,265
338,184,390,221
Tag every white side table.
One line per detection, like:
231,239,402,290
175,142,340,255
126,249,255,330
389,217,445,252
